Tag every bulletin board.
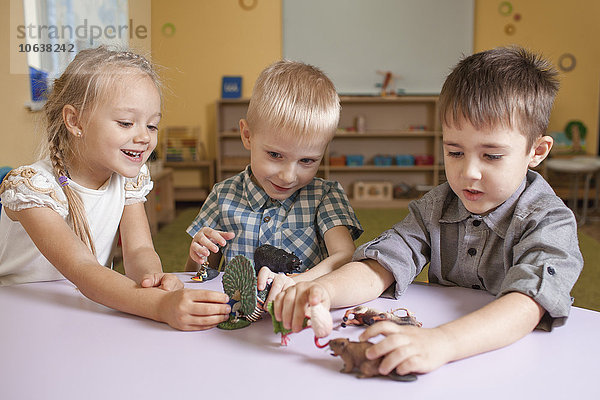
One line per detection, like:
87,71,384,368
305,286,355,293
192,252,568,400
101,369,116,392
282,0,474,95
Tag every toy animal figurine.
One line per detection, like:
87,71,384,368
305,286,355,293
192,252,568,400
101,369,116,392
253,244,302,275
341,306,422,328
218,255,264,330
190,261,219,282
323,338,417,382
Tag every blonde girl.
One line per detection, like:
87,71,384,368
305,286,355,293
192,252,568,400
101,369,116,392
0,46,230,330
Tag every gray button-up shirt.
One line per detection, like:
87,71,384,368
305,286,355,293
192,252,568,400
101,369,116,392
353,170,583,329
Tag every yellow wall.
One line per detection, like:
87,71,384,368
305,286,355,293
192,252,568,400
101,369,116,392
2,0,599,169
474,0,600,153
1,0,42,167
150,0,282,159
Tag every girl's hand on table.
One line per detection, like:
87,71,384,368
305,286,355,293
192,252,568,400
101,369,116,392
158,289,231,331
141,273,184,291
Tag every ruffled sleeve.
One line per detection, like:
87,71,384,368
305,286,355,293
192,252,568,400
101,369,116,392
0,166,68,217
124,164,154,205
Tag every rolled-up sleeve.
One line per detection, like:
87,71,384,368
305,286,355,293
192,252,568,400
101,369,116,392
352,200,431,298
498,203,583,330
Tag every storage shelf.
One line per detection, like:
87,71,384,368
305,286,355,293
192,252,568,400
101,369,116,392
216,96,442,208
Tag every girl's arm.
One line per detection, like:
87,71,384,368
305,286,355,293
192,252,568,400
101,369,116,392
7,206,231,330
119,202,181,290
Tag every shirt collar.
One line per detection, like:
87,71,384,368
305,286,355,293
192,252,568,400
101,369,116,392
242,166,298,211
440,176,527,239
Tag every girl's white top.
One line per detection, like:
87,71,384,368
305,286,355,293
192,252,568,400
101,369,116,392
0,159,153,285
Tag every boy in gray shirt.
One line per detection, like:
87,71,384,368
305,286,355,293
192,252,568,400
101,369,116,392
271,46,583,376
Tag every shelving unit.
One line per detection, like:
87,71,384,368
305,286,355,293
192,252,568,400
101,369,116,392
161,126,214,202
216,96,443,207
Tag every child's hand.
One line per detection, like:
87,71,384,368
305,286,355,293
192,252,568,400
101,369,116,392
189,227,235,264
158,289,231,331
140,273,184,291
272,281,331,333
256,266,296,307
359,321,453,375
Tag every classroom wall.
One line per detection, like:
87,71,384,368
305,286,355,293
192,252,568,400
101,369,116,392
2,0,598,168
1,1,41,168
474,0,600,153
150,0,282,159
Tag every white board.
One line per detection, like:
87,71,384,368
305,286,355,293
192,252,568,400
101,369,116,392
283,0,474,95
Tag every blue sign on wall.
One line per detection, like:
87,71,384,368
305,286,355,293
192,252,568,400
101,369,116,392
222,76,242,99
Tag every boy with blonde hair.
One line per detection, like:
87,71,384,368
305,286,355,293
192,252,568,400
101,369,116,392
272,46,583,375
186,60,362,301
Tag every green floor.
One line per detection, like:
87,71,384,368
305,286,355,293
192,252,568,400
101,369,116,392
152,207,600,312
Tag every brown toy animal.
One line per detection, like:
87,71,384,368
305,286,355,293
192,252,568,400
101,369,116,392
328,338,417,382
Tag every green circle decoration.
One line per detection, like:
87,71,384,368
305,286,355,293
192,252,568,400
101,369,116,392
564,120,587,141
161,23,176,38
499,1,513,16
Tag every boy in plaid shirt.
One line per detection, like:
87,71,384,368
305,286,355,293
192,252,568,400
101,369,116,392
186,60,362,303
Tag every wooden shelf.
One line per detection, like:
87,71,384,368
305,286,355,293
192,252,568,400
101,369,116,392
216,96,442,208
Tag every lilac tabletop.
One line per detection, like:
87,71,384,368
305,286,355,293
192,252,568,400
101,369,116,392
0,272,598,400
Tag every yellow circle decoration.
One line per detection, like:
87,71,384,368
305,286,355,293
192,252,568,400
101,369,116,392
239,0,257,11
504,24,515,35
558,53,576,72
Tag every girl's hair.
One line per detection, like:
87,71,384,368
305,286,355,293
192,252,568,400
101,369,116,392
43,46,161,254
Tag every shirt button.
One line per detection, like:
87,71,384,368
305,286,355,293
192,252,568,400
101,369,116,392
472,284,481,290
547,266,556,275
263,216,271,223
472,220,481,227
468,248,477,256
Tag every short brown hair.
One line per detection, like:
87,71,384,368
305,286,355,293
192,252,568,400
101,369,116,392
439,46,559,148
246,60,340,144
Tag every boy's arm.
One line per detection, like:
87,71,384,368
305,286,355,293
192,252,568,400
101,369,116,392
361,291,544,375
274,259,395,331
292,225,356,283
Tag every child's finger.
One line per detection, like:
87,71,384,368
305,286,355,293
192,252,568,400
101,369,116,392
359,320,404,341
256,266,275,290
190,301,232,317
189,289,230,305
186,314,231,330
160,275,184,291
274,286,296,328
365,334,410,361
140,273,161,288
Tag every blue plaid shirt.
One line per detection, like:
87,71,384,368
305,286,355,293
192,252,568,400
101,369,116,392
187,166,363,270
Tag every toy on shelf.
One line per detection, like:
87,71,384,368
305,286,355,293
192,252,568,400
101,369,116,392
316,338,417,381
253,244,302,275
395,154,415,166
163,126,205,162
353,181,393,201
376,70,402,97
373,155,393,167
346,155,364,166
393,183,417,199
340,306,422,328
329,155,346,166
414,154,434,166
408,125,427,131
